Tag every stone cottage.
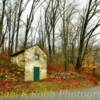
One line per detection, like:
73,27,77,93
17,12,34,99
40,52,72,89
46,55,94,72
11,45,47,81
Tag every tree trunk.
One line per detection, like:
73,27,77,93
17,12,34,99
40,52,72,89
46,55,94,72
15,0,23,52
52,26,55,54
48,34,52,55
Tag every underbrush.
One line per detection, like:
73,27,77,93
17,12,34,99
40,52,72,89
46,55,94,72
0,78,97,96
0,53,18,68
0,53,24,81
47,54,74,71
0,53,99,96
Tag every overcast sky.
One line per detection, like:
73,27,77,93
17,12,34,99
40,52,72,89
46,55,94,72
22,0,87,27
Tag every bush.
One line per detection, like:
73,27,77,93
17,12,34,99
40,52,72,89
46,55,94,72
0,52,10,61
95,63,100,80
47,54,64,70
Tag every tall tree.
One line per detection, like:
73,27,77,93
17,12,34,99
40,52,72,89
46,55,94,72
15,0,23,52
76,0,100,69
37,11,46,50
5,0,30,53
0,0,6,47
44,0,60,55
60,1,77,71
24,0,41,49
51,0,60,54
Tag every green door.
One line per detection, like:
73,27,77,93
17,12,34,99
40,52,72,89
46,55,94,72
34,67,40,81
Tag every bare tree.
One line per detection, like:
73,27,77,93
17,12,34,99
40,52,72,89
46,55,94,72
6,0,12,53
4,0,31,54
76,0,100,70
37,11,46,50
24,0,40,49
44,0,52,55
0,0,6,48
50,0,60,54
60,1,77,71
10,5,17,53
44,0,60,55
15,0,24,52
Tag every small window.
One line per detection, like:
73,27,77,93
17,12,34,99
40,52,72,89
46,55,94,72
34,53,39,60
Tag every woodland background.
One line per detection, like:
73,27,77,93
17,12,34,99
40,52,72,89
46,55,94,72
0,0,100,72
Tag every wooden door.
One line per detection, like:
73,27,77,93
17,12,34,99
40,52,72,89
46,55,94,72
34,67,40,81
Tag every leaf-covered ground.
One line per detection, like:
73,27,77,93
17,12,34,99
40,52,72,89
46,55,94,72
0,55,98,96
0,66,98,96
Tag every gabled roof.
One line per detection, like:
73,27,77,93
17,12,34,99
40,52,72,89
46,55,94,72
10,50,25,57
10,44,47,57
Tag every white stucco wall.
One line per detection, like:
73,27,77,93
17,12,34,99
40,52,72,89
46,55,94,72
11,45,47,81
24,46,47,81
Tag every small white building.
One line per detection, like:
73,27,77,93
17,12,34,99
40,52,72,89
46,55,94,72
11,45,47,81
